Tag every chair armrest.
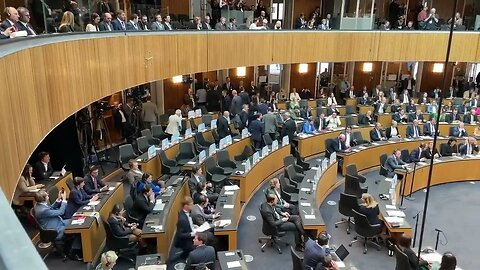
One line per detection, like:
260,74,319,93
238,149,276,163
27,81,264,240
210,167,225,174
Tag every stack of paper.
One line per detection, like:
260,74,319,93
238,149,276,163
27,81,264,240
305,215,316,220
194,222,212,233
386,210,406,217
384,216,404,224
138,264,166,270
71,218,86,225
227,261,241,268
153,202,165,211
224,185,240,191
300,202,311,207
215,219,231,228
88,201,100,206
224,191,234,195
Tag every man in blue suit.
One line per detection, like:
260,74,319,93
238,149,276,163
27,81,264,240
34,189,68,240
111,10,126,30
248,113,264,150
64,177,99,219
406,120,421,138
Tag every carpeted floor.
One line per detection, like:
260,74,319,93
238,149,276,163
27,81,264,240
43,161,480,270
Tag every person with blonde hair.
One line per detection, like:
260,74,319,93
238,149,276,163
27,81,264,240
58,11,75,33
358,193,382,226
266,178,298,215
95,250,118,270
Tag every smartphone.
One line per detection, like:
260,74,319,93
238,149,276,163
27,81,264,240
61,187,65,193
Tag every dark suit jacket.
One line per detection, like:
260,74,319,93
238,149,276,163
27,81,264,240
423,122,437,136
459,143,478,155
420,148,439,159
405,104,416,113
0,19,14,31
326,138,346,158
359,115,374,125
15,21,36,35
238,111,249,129
410,147,423,162
385,155,406,177
216,116,231,139
248,119,264,142
440,143,458,156
408,113,423,123
326,107,339,116
126,21,139,30
419,97,429,104
260,202,283,228
174,210,195,251
281,119,296,142
239,91,250,105
314,117,326,130
463,113,476,124
230,96,243,115
452,127,468,137
111,18,125,30
98,21,113,31
188,175,206,196
385,126,399,139
185,245,216,270
370,128,383,141
402,78,416,90
83,174,106,195
390,104,401,113
130,194,155,225
406,125,421,138
446,113,460,123
107,216,133,237
33,161,53,181
64,188,92,219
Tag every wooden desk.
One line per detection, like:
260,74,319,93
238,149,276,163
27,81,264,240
214,187,241,250
230,145,290,202
141,176,189,257
64,183,124,262
345,98,357,107
186,113,218,129
358,105,374,114
218,251,248,270
399,157,480,196
19,172,72,205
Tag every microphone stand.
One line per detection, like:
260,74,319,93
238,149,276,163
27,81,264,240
412,211,421,248
406,161,417,201
399,168,408,210
435,229,442,250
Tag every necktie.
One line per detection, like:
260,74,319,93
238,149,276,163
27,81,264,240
273,206,280,220
431,124,435,134
93,177,98,189
121,21,125,29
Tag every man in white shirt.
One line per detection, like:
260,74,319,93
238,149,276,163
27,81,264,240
16,7,36,36
326,113,341,130
342,126,353,147
166,109,183,135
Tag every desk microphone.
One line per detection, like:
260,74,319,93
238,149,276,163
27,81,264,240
434,228,443,232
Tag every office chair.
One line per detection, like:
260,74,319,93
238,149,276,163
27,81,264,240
345,115,354,127
400,149,411,163
195,132,214,149
292,146,310,170
234,145,255,161
280,174,299,192
141,129,160,145
316,99,324,107
211,129,220,144
30,208,62,260
345,164,366,183
357,114,366,125
263,134,273,147
258,205,287,254
176,142,196,165
346,105,356,115
158,150,181,175
280,182,298,204
352,131,368,145
335,193,359,234
344,174,368,198
324,138,335,159
200,114,211,127
290,246,304,270
286,164,304,184
378,154,389,184
136,136,150,154
151,125,168,141
216,150,237,170
448,126,455,136
118,144,138,170
66,177,74,192
284,155,305,175
394,245,412,270
299,99,308,109
349,209,382,254
48,186,59,205
189,118,198,131
123,195,140,223
103,220,137,263
205,156,229,192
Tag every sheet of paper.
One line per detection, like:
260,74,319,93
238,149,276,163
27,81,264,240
187,161,196,164
225,252,235,256
300,202,311,207
227,261,242,268
224,191,234,195
304,215,316,219
384,216,404,224
195,222,212,233
311,167,319,170
223,204,234,209
387,210,406,217
421,252,443,263
71,219,85,225
88,201,100,206
49,176,59,180
300,188,311,192
335,260,346,268
153,203,165,211
138,264,167,270
385,205,396,209
224,185,240,191
108,186,115,191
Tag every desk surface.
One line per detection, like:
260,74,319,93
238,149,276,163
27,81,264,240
217,251,249,270
215,188,240,233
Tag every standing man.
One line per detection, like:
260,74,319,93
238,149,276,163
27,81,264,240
142,96,158,129
263,107,278,141
34,151,53,181
216,111,232,139
230,90,243,117
385,149,408,179
174,197,196,259
166,109,183,136
196,87,208,114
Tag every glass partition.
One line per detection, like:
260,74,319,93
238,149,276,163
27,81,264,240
339,0,375,30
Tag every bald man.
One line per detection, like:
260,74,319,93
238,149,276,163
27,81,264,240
16,7,36,36
166,109,183,135
326,134,351,159
1,7,19,31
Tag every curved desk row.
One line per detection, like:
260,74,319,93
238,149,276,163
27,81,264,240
19,172,72,205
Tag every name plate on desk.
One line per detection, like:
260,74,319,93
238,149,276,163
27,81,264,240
188,110,195,119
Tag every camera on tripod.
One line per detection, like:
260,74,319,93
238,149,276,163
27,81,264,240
94,101,114,117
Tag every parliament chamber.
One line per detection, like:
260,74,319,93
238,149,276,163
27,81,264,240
2,0,480,270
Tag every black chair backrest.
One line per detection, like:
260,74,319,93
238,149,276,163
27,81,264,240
189,118,198,130
136,136,150,154
30,208,58,243
178,142,195,157
217,150,235,168
346,164,358,176
352,131,364,141
202,114,213,126
400,149,410,163
290,246,304,270
448,126,455,136
151,125,166,139
124,194,134,212
66,177,74,191
119,144,137,164
212,129,220,143
344,174,366,198
103,219,130,252
235,145,254,161
283,155,296,168
394,245,412,270
352,209,382,238
345,115,354,127
324,138,335,158
48,186,59,204
346,105,356,114
338,192,359,218
259,204,279,236
263,134,273,146
205,156,218,171
379,154,388,176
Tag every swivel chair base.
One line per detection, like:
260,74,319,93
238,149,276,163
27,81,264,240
258,234,288,254
334,217,354,234
348,235,382,254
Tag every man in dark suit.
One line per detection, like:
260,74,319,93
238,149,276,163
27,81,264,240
402,75,416,95
83,166,108,195
260,194,305,251
400,90,411,105
237,104,250,130
174,196,196,258
230,90,243,117
64,177,99,219
222,77,234,94
463,108,477,124
98,12,113,31
423,118,437,136
138,15,149,30
410,143,426,162
370,122,386,141
405,100,416,114
294,13,307,29
216,111,231,139
16,7,36,35
280,112,296,142
126,14,139,30
163,15,174,30
447,108,461,123
33,151,54,181
315,113,327,131
440,138,458,157
185,232,216,270
421,141,441,159
325,134,350,158
130,184,155,226
111,10,126,30
359,111,375,125
459,137,479,155
34,189,68,240
239,88,250,105
1,7,19,31
452,122,468,137
408,109,424,123
189,166,218,205
326,104,339,116
385,149,408,178
406,120,422,138
249,113,264,150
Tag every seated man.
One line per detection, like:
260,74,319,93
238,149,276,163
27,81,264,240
304,232,331,270
421,141,441,159
326,134,351,159
184,232,216,270
423,118,437,136
452,122,468,137
191,195,220,227
406,120,422,138
83,166,108,195
447,108,461,123
408,109,424,123
260,194,305,252
359,111,375,125
125,159,143,185
370,122,386,141
107,204,146,247
410,143,426,162
64,177,99,219
440,138,458,157
266,178,299,215
463,108,477,124
459,137,479,155
189,166,218,203
385,149,409,179
34,189,68,241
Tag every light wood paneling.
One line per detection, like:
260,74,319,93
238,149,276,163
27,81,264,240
290,63,317,92
2,31,480,202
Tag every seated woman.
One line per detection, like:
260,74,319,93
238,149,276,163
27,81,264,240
266,178,299,215
12,164,44,211
358,193,382,227
386,120,401,139
108,204,146,247
95,250,118,270
303,116,316,134
136,173,165,196
431,252,457,270
64,177,99,219
130,185,156,226
397,234,428,270
193,182,217,209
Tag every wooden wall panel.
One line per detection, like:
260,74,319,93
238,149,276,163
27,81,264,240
420,62,455,93
290,63,317,93
353,62,382,90
163,0,190,16
2,31,480,201
293,0,322,19
228,66,255,89
164,78,190,112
